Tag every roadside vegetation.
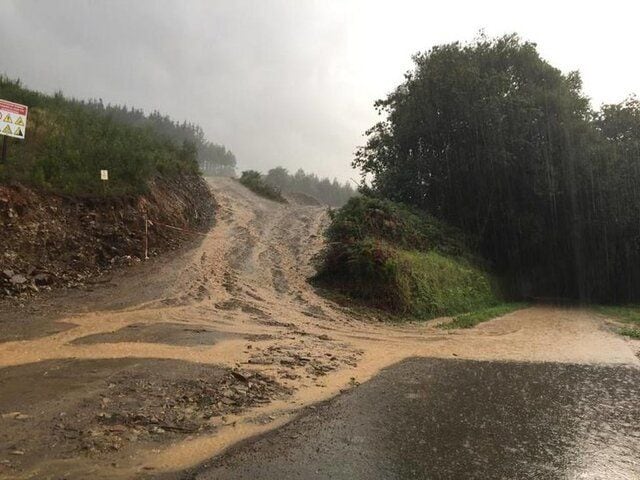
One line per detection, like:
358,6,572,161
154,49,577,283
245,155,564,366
263,167,356,207
354,35,640,305
594,305,640,339
318,33,640,320
314,196,502,319
239,170,287,203
439,303,528,330
0,76,235,196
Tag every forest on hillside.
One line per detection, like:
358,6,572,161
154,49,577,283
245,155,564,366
0,76,236,195
263,167,356,207
353,34,640,304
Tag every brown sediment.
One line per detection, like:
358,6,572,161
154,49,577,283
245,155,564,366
0,177,637,480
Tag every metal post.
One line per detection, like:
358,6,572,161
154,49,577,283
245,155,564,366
144,214,149,261
1,136,7,163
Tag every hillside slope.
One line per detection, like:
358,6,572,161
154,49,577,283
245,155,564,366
0,174,214,297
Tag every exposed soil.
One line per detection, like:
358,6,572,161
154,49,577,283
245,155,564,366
0,177,637,480
71,323,241,347
0,358,289,479
0,174,215,298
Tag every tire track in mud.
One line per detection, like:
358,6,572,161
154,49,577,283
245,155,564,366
0,177,637,480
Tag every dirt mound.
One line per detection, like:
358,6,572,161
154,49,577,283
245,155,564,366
0,175,215,297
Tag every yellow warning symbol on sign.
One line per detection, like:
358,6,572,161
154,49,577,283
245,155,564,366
2,125,11,134
14,127,23,136
14,116,24,126
3,114,12,123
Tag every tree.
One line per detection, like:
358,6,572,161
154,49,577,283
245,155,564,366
354,34,640,302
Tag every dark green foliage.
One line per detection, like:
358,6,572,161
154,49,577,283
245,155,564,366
354,34,640,303
324,196,471,259
0,76,234,195
439,303,527,329
264,167,356,207
315,196,500,318
239,170,287,203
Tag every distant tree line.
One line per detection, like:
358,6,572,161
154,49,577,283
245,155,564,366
77,98,236,176
263,167,356,207
354,34,640,303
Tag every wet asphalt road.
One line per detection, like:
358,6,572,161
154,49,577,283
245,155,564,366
186,358,640,480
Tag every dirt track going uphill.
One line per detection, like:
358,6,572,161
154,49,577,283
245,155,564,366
0,177,638,480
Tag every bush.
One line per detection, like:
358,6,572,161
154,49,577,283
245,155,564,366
238,170,287,203
315,196,501,319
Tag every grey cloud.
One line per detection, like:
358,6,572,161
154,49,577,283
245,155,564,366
0,0,372,181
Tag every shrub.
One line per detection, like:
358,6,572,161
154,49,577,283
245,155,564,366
238,170,287,203
315,196,501,319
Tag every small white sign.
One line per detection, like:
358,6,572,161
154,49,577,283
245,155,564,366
0,99,28,140
100,170,109,181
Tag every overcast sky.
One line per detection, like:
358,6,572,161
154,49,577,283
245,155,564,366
1,0,638,181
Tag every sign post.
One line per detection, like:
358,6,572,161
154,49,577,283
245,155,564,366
100,169,109,196
0,99,29,163
1,136,7,164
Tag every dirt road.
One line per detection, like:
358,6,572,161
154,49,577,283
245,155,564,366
0,177,638,479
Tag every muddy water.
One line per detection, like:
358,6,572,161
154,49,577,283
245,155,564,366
0,177,638,479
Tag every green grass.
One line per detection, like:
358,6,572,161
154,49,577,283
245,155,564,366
593,305,640,339
238,170,287,203
593,305,640,325
0,76,206,196
395,249,499,318
314,195,505,320
439,303,528,330
618,326,640,339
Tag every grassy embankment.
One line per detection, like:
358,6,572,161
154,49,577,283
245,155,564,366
314,196,517,324
440,303,528,329
239,170,287,203
593,306,640,339
0,77,200,197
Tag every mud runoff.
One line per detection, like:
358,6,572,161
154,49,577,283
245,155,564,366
0,358,289,479
71,323,242,347
0,177,638,479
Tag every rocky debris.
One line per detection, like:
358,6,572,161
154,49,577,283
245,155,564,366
52,369,290,454
0,175,215,298
246,343,362,381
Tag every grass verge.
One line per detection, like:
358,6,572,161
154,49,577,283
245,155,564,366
438,303,527,330
593,305,640,339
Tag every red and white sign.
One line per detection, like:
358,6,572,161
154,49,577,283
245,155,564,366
0,99,28,140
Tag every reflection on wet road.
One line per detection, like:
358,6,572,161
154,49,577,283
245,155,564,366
189,358,640,480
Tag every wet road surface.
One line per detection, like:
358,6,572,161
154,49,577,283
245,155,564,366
188,357,640,480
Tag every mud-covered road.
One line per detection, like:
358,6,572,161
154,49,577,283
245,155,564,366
0,177,638,479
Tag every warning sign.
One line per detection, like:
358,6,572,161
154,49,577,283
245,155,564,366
0,99,28,139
